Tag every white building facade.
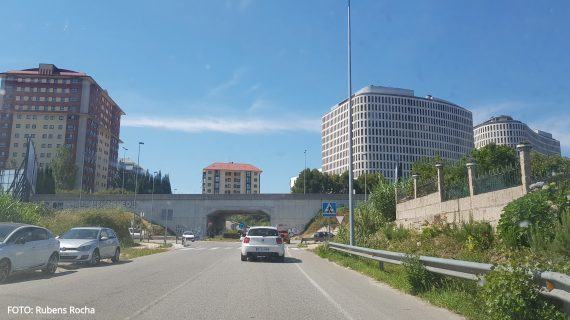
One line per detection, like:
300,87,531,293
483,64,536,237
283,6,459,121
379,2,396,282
321,85,474,181
474,115,561,155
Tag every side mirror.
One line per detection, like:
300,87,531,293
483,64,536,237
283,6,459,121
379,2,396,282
15,237,26,245
100,236,109,241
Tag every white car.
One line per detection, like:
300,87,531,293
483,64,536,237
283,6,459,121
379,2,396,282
129,228,142,240
0,223,60,283
241,226,285,262
181,231,195,246
58,227,121,265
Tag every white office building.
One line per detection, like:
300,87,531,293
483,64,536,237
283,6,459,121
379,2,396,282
474,115,561,155
321,85,474,181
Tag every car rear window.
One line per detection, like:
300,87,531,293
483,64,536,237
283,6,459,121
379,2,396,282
248,228,278,237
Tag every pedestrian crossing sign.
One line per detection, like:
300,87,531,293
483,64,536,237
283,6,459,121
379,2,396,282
322,202,337,217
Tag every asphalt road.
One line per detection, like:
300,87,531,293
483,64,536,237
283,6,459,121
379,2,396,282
0,241,462,320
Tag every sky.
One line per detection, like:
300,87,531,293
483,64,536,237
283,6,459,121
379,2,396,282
1,0,569,193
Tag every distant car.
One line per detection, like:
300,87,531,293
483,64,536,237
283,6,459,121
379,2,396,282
241,226,285,262
129,228,142,240
278,230,291,244
313,231,334,242
181,231,195,246
0,223,60,283
58,227,120,266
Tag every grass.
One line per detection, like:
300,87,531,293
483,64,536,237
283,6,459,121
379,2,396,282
120,246,169,260
203,236,241,242
316,246,486,320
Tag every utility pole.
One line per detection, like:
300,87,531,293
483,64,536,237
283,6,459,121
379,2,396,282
304,149,307,194
121,146,128,194
347,0,355,246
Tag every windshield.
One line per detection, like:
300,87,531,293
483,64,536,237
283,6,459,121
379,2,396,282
183,232,193,235
248,228,278,237
60,229,99,240
0,225,19,243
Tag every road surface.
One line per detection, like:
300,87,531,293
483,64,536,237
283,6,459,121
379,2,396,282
0,241,462,320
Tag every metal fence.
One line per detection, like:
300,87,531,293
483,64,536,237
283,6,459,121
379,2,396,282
473,165,521,195
443,179,469,201
416,177,438,198
328,242,570,309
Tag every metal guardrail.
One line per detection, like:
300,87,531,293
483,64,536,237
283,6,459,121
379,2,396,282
328,242,570,307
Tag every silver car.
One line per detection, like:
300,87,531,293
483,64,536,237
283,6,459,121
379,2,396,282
58,227,121,265
0,223,60,283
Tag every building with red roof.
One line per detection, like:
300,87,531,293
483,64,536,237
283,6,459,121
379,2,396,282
202,162,262,194
0,64,124,192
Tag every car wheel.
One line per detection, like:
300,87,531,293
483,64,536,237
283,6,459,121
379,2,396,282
240,254,247,261
43,253,59,275
0,259,10,283
90,249,101,266
111,248,120,263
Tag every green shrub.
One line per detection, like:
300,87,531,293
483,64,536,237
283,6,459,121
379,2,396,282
382,223,410,241
222,229,240,238
40,208,134,246
456,221,494,251
481,264,565,320
0,193,52,224
402,255,440,294
530,208,570,258
498,188,561,247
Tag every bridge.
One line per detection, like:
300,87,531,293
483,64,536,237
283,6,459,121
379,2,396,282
32,193,364,236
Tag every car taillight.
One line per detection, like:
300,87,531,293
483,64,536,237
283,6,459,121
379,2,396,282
276,237,283,244
243,237,250,244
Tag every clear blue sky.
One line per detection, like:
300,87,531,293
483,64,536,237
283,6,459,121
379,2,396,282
1,0,569,193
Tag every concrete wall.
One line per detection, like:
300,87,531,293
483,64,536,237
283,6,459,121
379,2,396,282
396,185,525,228
32,194,363,237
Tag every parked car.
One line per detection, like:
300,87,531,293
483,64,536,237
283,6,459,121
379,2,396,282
181,231,195,246
0,223,60,283
58,227,120,266
129,228,142,240
313,231,334,242
241,226,285,262
278,230,291,244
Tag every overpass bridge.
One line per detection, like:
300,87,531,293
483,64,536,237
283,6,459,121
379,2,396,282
31,194,364,237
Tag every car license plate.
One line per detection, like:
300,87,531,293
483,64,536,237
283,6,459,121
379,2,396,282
255,247,270,252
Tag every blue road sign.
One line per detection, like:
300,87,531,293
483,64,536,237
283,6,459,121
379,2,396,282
322,202,337,217
239,223,245,229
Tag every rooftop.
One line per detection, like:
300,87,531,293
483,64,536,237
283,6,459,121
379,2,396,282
4,63,86,77
204,162,262,173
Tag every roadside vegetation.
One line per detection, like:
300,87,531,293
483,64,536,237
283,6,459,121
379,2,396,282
0,195,173,260
311,147,569,319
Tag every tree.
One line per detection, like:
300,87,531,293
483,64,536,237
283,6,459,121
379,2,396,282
470,143,518,174
52,147,77,190
36,167,55,194
354,173,387,194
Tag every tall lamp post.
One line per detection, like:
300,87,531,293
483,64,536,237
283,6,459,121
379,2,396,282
150,171,157,243
303,149,307,194
121,146,128,194
347,0,355,246
133,142,144,227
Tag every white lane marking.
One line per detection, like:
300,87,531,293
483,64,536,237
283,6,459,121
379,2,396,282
293,256,355,320
224,247,232,250
290,248,300,251
209,247,220,250
180,248,192,251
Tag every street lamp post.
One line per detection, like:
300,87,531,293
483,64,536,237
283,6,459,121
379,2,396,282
121,147,128,194
304,149,307,194
150,171,157,243
133,142,144,232
347,0,355,246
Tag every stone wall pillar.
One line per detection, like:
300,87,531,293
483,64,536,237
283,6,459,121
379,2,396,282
517,142,532,194
466,162,476,197
412,174,419,199
436,163,444,202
